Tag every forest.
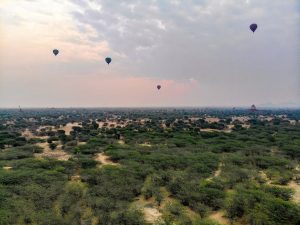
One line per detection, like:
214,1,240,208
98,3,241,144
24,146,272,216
0,108,299,225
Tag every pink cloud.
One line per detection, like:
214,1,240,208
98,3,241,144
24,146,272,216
56,75,200,107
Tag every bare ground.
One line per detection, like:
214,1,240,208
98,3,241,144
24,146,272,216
117,140,125,145
288,181,300,203
34,142,71,161
139,142,152,147
60,122,82,135
21,128,48,140
3,166,13,170
133,196,162,224
205,118,220,123
94,152,119,166
209,211,231,225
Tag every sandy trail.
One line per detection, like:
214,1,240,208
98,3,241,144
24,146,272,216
207,163,222,181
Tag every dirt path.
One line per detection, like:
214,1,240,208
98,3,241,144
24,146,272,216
95,152,119,166
207,163,222,181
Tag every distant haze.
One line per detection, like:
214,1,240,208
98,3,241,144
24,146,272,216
0,0,299,108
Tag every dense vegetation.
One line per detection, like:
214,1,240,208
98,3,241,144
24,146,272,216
0,108,299,225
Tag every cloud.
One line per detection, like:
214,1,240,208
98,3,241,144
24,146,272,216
0,0,299,107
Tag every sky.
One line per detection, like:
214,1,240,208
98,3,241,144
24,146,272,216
0,0,299,108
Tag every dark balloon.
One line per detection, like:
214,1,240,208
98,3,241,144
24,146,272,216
250,23,258,33
105,57,112,65
157,85,161,90
53,49,59,56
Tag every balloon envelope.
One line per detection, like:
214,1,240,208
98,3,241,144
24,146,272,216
105,57,112,64
250,24,258,33
157,85,161,90
53,49,59,56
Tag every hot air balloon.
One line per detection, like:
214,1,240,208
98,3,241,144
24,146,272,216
53,49,59,56
157,85,161,90
105,57,112,65
250,23,257,33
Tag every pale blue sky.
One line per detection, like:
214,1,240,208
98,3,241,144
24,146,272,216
0,0,299,107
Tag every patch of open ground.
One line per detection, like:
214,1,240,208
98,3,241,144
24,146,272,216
70,175,81,181
96,121,125,128
288,181,300,203
209,211,231,225
37,126,56,132
34,142,71,161
94,152,119,166
205,117,220,123
21,129,35,139
78,141,87,145
3,166,13,170
133,196,162,224
201,128,232,133
117,140,125,145
22,128,48,140
139,142,152,147
60,122,82,135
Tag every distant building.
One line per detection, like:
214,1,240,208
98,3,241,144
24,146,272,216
250,104,257,112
